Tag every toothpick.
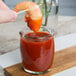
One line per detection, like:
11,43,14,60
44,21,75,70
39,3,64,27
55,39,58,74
17,9,29,15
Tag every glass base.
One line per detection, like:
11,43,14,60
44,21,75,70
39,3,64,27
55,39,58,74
23,68,51,75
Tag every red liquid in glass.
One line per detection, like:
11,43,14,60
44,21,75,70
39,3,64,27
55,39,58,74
20,32,54,72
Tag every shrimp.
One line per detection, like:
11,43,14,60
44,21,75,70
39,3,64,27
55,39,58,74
14,1,42,32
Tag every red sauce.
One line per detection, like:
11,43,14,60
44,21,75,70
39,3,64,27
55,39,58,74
20,32,54,72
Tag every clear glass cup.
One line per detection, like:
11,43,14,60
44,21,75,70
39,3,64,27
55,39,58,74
19,26,55,74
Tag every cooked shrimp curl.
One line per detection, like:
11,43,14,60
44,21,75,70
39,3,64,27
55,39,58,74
14,1,42,32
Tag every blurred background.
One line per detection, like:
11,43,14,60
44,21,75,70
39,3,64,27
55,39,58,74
3,0,76,16
0,0,76,54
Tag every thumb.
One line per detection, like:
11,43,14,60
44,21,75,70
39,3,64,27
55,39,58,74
0,0,9,10
0,10,17,23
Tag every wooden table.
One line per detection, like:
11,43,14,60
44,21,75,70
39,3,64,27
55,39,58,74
4,46,76,76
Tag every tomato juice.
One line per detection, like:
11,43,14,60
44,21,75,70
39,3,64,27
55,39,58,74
20,32,54,72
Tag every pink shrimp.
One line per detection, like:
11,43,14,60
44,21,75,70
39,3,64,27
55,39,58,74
14,1,42,32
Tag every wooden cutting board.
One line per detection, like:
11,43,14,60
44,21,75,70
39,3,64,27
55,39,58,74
4,46,76,76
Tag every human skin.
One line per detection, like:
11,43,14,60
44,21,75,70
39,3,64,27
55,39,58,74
0,0,17,23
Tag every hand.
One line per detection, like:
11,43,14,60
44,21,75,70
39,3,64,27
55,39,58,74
0,0,17,23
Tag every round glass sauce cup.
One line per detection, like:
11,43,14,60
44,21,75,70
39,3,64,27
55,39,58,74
19,27,55,74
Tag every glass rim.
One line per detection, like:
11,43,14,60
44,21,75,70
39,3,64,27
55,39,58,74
21,31,54,40
19,27,55,40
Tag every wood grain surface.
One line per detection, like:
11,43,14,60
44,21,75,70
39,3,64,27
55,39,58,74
4,46,76,76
